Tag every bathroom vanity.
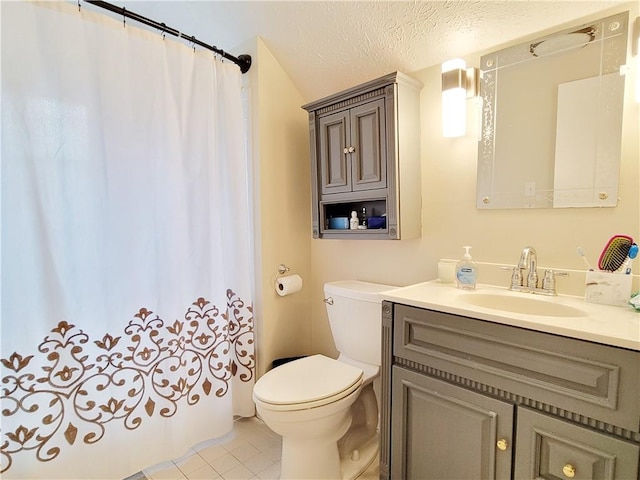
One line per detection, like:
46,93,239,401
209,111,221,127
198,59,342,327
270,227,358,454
379,282,640,480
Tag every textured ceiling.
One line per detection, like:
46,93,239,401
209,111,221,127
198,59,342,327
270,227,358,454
114,1,627,102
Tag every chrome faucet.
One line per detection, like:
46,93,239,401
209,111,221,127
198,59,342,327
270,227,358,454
518,246,538,289
508,246,564,296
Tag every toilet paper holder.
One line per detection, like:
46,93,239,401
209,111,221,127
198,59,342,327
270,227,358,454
274,264,303,297
276,264,290,280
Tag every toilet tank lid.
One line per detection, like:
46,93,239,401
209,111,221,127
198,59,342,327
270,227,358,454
324,280,397,303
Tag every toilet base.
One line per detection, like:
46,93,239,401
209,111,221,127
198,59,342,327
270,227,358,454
279,433,378,480
339,433,379,480
276,384,379,480
280,434,344,480
274,395,355,480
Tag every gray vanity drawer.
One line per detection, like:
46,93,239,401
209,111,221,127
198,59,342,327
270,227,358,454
393,304,640,433
514,407,639,480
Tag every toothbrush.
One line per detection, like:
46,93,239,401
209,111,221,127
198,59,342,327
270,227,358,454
577,247,593,271
622,243,638,274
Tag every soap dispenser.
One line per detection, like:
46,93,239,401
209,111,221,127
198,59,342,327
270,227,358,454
456,246,477,290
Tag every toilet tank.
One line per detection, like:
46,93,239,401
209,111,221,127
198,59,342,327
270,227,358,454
324,280,396,366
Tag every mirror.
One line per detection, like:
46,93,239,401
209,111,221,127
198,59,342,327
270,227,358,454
477,11,629,209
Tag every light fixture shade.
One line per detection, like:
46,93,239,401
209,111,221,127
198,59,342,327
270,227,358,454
442,59,467,137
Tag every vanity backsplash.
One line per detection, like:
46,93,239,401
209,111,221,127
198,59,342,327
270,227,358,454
439,260,639,298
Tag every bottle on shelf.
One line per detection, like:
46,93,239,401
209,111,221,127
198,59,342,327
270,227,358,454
359,207,368,229
350,211,359,230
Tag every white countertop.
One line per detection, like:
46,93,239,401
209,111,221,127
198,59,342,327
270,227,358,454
380,281,640,351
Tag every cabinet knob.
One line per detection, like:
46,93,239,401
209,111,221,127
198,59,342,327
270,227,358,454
343,147,349,154
496,439,508,451
348,146,355,153
562,464,576,478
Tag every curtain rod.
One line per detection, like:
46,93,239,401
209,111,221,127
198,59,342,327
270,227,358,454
84,0,252,74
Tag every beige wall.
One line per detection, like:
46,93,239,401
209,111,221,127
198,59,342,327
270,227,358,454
251,38,313,376
251,5,639,367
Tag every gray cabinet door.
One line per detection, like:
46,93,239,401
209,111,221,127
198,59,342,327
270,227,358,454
350,98,386,191
319,99,386,195
319,109,351,194
391,366,514,480
514,407,639,480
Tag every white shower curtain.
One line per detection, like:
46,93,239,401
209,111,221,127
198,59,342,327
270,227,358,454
1,2,255,479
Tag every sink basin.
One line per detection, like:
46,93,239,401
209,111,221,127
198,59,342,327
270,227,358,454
461,293,588,317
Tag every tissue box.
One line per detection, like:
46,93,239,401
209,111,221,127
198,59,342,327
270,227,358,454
584,271,632,307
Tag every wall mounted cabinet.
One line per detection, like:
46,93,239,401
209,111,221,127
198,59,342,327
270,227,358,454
302,72,422,240
380,302,640,480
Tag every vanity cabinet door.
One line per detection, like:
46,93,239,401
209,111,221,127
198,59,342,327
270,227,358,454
514,407,639,480
391,367,514,480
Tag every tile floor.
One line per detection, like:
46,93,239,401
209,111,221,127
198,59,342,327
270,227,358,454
137,417,379,480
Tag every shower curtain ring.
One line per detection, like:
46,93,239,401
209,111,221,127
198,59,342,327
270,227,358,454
122,7,126,28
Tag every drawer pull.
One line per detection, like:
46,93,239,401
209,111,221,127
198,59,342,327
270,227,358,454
562,464,576,478
496,439,508,451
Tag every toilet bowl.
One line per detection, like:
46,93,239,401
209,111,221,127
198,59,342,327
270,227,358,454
252,280,395,480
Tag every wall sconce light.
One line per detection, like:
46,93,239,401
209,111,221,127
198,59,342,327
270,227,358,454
441,58,479,137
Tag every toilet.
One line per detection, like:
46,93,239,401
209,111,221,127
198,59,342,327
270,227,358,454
252,280,394,480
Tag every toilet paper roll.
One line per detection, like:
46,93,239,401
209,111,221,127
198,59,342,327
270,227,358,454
275,274,303,297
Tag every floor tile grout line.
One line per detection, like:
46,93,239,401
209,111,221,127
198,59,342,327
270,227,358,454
142,416,378,480
175,418,281,479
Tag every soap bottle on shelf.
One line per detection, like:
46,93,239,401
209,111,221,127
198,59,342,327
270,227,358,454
350,211,359,230
456,246,477,290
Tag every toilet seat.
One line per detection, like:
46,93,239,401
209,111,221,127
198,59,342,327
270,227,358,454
253,354,363,411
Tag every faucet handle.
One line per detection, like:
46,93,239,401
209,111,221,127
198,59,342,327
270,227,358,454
502,265,525,290
542,269,555,292
541,269,569,295
510,267,523,288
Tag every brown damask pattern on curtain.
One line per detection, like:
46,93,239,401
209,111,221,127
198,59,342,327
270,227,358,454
0,289,254,474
